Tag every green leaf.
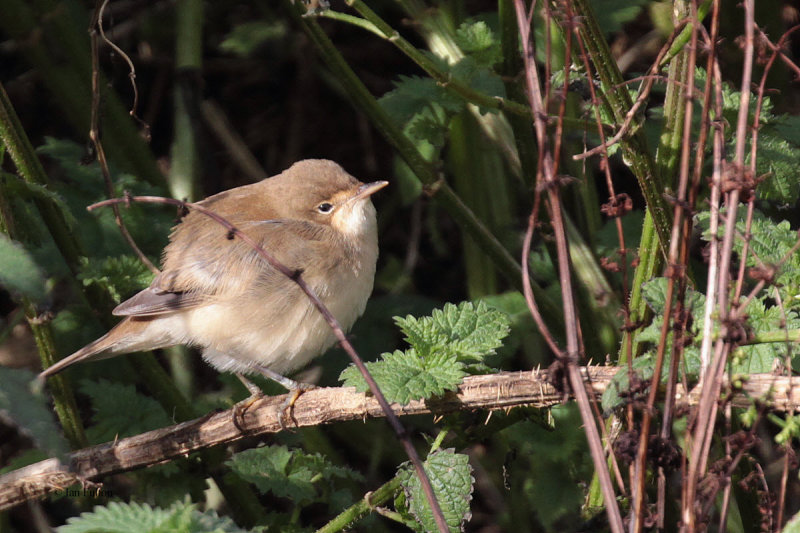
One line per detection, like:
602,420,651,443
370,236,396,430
0,367,68,458
77,255,154,304
0,234,47,303
340,301,510,403
697,210,800,309
79,380,171,443
57,500,248,533
58,501,178,533
341,349,466,404
379,76,464,125
753,131,800,204
226,445,360,506
396,301,510,362
454,20,501,67
397,449,473,533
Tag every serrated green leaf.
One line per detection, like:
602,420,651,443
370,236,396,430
398,449,473,533
449,56,505,114
396,301,510,362
37,137,103,186
227,445,314,502
407,108,449,148
696,210,800,309
187,508,249,533
58,501,179,533
226,445,360,505
753,132,800,204
78,255,154,304
454,20,501,67
57,500,248,533
379,76,464,125
0,235,47,303
79,379,171,443
0,367,68,458
340,349,466,404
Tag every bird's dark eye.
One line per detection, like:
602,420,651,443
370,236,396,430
317,202,334,214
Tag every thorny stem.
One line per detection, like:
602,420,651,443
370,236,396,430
88,195,450,533
513,2,624,532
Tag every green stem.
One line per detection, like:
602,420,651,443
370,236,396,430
620,211,661,365
0,83,88,449
316,476,403,533
319,10,383,37
0,83,90,288
170,0,203,202
745,330,800,345
570,0,671,255
659,0,713,67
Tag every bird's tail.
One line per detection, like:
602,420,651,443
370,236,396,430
38,318,147,380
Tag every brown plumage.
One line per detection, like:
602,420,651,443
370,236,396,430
39,159,387,386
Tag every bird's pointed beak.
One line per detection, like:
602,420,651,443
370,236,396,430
352,180,389,201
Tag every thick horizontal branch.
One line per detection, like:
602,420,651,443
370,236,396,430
0,367,796,510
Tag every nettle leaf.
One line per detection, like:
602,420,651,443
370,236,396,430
226,445,360,506
396,301,510,362
58,501,175,533
696,210,800,308
454,20,501,67
407,107,450,148
340,301,509,403
397,449,473,533
733,300,800,374
77,255,154,304
340,349,466,404
37,137,102,187
57,500,247,533
449,56,506,113
0,367,68,458
752,132,800,205
79,380,171,443
0,234,47,303
379,76,463,125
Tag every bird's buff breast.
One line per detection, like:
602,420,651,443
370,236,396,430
176,250,376,376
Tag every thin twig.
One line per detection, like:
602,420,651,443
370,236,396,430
513,2,624,531
88,0,158,274
684,0,756,528
573,22,687,161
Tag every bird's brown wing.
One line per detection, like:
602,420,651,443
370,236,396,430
112,218,329,318
112,286,207,316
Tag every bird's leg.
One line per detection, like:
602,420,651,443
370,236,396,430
257,367,316,429
232,374,264,432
